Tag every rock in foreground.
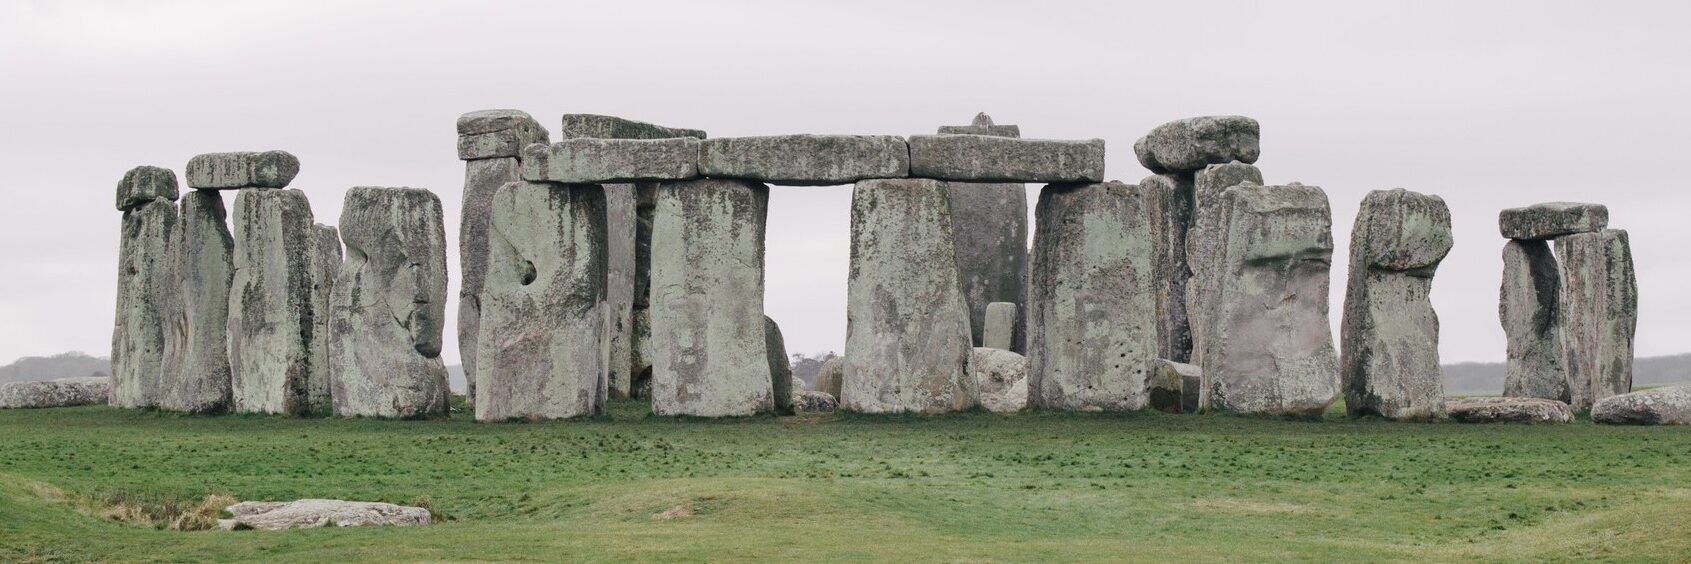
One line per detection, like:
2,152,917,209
791,391,838,413
1592,386,1691,425
973,347,1029,413
1444,397,1572,424
218,499,430,530
0,378,110,409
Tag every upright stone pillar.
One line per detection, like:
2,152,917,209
1555,229,1637,409
306,224,342,415
843,178,976,414
1138,173,1193,362
630,184,658,398
937,113,1028,352
1340,189,1453,419
1186,162,1264,368
227,188,317,414
457,110,549,408
1496,201,1618,408
1204,183,1339,416
159,190,234,413
329,187,451,419
1499,240,1570,403
765,316,794,415
649,179,771,417
1026,181,1162,411
474,181,606,420
112,166,180,408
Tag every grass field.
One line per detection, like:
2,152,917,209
2,400,1689,562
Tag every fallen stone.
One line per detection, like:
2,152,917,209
1341,189,1453,419
604,184,638,400
699,135,909,186
1027,182,1161,411
1445,397,1573,424
522,138,699,183
1134,116,1260,173
973,347,1029,413
457,109,550,160
908,135,1105,183
814,357,843,399
1156,359,1203,414
1499,202,1607,240
0,378,110,409
112,198,177,409
1186,162,1264,368
1140,173,1194,363
1499,240,1571,403
1204,184,1339,416
937,112,1020,138
982,302,1017,351
1592,386,1691,425
116,165,180,211
305,224,342,416
766,316,794,415
474,181,606,420
457,156,527,409
1556,229,1637,410
228,189,318,415
792,390,838,413
328,187,450,419
185,151,300,189
219,499,430,530
559,113,706,140
159,191,234,413
650,179,772,416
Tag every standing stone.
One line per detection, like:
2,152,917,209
1499,240,1571,403
603,185,637,399
1204,184,1339,416
843,178,976,413
1026,181,1161,411
1186,162,1264,367
306,224,342,415
159,190,234,413
1134,116,1260,173
328,187,450,419
475,181,606,420
458,110,549,410
1340,189,1454,419
650,179,772,416
1139,173,1194,362
629,184,658,398
228,189,317,415
972,347,1029,413
1555,229,1637,410
765,316,794,415
938,115,1028,353
982,302,1017,351
113,166,180,409
814,357,843,399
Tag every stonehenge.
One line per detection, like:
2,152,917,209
940,115,1029,353
227,186,320,415
159,190,236,413
112,166,179,408
1556,229,1637,409
1500,240,1570,402
1340,189,1453,419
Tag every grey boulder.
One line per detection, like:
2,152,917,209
185,151,300,189
972,347,1029,413
981,302,1017,351
1134,116,1260,173
1445,397,1573,424
1499,240,1571,403
1157,360,1202,414
1498,202,1607,240
792,391,838,413
699,135,909,186
457,110,550,160
1592,386,1691,425
907,135,1105,183
0,378,110,409
116,165,180,211
219,499,430,530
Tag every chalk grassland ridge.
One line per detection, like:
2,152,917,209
3,403,1691,561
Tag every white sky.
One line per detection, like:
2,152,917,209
1,0,1687,367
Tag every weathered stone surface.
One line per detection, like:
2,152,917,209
1592,386,1691,425
1140,173,1193,362
937,112,1020,138
112,198,177,408
628,184,659,399
306,224,341,416
1134,116,1260,173
159,191,234,413
792,391,838,413
766,316,794,415
228,189,317,415
1187,163,1264,368
604,184,637,400
650,179,772,416
1341,189,1453,419
116,166,180,211
1556,229,1637,410
1499,240,1571,403
1204,184,1339,416
982,302,1017,351
908,135,1105,183
475,181,606,420
185,151,300,189
559,114,706,140
814,357,843,399
220,500,430,530
457,110,549,160
949,182,1028,351
699,135,909,186
1445,397,1573,424
327,187,449,419
1157,359,1203,414
1027,182,1160,411
843,178,976,413
457,157,526,409
1499,202,1607,240
972,347,1028,413
521,138,699,183
0,378,110,409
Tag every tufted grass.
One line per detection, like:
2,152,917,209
1,400,1689,562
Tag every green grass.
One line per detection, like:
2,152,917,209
2,400,1689,562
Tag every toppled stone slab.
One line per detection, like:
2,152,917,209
457,109,550,160
219,499,430,530
973,347,1029,413
814,357,843,399
475,182,606,421
982,302,1017,351
908,135,1105,183
1027,182,1161,411
521,138,699,183
699,135,909,186
1499,240,1571,403
792,391,838,413
159,191,235,413
116,166,180,211
1499,202,1607,240
650,179,773,416
228,189,317,415
1341,189,1453,419
1445,397,1573,424
1592,386,1691,425
306,224,342,416
1134,116,1260,173
1204,184,1339,416
185,151,300,189
1187,162,1265,367
0,378,109,409
844,178,976,413
937,112,1021,138
1556,229,1637,409
766,316,794,415
559,113,706,140
1157,360,1202,414
112,197,177,409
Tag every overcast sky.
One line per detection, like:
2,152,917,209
1,0,1687,368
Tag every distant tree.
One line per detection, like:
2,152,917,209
788,351,839,390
